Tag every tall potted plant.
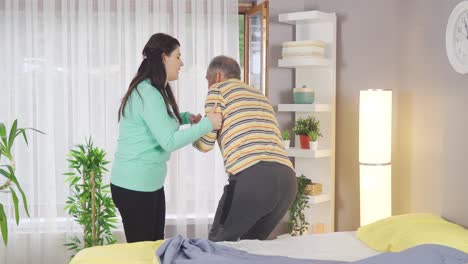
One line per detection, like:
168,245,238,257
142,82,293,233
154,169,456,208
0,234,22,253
293,116,322,149
64,137,117,256
0,120,43,245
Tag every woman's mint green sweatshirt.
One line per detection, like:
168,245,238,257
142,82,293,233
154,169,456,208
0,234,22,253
111,80,213,192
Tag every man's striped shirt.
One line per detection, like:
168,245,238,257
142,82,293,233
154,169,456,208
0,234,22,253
193,79,294,175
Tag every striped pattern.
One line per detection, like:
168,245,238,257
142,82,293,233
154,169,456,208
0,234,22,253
193,79,294,175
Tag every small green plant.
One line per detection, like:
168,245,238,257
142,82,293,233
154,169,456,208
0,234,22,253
289,174,312,236
282,130,291,140
64,138,117,257
0,120,43,245
293,116,322,138
308,131,320,142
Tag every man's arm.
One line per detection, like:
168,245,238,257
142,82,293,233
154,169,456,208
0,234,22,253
193,87,225,152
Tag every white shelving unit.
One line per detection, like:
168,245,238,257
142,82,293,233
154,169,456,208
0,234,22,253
286,148,331,159
308,194,331,204
278,104,330,112
278,57,330,67
278,11,337,233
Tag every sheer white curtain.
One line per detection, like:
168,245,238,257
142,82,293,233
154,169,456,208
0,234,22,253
0,0,238,263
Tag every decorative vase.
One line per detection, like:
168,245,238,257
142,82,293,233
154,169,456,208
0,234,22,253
299,135,310,149
293,87,315,104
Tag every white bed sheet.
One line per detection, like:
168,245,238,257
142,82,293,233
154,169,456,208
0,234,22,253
219,231,380,262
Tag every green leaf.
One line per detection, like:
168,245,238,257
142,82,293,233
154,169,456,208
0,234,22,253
0,168,10,179
8,119,18,150
24,127,45,135
5,165,14,177
0,122,6,139
0,204,8,245
19,129,28,145
64,175,76,183
70,176,81,186
9,187,20,225
8,171,30,217
70,150,82,156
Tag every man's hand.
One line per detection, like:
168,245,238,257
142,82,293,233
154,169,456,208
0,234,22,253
189,114,202,124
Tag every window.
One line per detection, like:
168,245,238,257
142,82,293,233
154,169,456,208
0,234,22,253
239,1,269,96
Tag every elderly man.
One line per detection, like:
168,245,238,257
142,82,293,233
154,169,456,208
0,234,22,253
193,55,297,242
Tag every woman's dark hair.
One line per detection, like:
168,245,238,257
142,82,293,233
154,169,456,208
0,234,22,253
118,33,182,123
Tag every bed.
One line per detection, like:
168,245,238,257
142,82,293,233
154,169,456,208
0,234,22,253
219,231,379,261
71,163,468,263
70,231,376,264
70,213,468,264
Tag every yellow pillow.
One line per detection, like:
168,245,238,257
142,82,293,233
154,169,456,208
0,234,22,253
70,240,164,264
357,213,468,253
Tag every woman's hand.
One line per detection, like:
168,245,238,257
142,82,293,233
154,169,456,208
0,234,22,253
206,103,222,130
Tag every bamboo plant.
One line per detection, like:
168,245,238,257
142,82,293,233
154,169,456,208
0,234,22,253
64,138,117,256
0,119,43,245
288,174,312,236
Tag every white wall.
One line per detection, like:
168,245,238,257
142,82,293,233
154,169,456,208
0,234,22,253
268,0,468,231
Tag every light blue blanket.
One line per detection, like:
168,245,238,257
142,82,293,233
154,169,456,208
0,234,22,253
156,235,468,264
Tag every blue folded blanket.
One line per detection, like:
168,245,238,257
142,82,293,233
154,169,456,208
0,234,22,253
156,235,468,264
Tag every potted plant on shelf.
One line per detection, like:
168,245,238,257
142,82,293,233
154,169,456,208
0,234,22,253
0,119,44,245
289,174,311,236
293,118,310,149
64,137,117,258
308,129,322,151
293,116,322,149
282,130,291,150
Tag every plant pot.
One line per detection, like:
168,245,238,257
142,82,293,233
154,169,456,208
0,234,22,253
299,135,310,149
305,183,322,196
310,141,318,151
311,222,325,234
283,140,290,150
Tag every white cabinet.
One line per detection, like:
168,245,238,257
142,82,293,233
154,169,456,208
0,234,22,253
278,11,336,233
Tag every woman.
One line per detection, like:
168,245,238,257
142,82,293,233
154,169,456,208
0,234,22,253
110,33,222,243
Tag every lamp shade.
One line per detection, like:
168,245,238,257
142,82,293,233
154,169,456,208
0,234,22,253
359,165,392,225
359,89,392,226
359,90,392,164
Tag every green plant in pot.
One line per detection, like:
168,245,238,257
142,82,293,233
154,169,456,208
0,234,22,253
282,130,291,150
308,130,321,151
293,116,322,149
289,174,312,236
0,120,43,245
64,137,117,257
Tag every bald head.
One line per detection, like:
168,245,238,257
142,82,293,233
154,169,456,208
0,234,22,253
206,55,241,87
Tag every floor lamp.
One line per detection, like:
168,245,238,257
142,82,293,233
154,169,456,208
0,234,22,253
359,89,392,226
